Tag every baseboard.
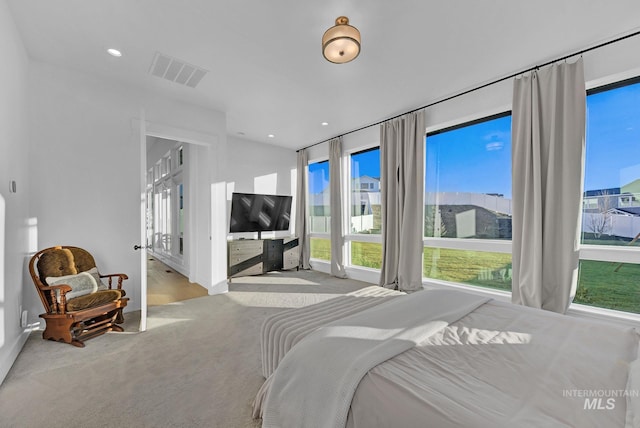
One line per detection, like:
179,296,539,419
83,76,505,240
210,279,229,295
0,329,30,386
310,260,330,274
310,260,380,286
345,265,380,285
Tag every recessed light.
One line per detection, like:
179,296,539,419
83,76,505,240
321,122,329,126
107,48,122,57
267,134,275,138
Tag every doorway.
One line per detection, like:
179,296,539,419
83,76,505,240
145,136,207,306
137,115,223,332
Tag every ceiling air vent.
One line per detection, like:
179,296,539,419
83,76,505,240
149,52,208,88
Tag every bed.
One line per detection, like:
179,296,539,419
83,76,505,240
253,286,640,428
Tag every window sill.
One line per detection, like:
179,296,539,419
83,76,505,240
422,278,640,328
567,303,640,328
422,278,511,302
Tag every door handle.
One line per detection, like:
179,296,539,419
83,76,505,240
134,245,146,251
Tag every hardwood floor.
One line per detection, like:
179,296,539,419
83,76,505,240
146,256,208,306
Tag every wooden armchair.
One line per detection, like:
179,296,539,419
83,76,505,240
29,246,130,347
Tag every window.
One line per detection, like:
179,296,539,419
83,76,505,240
349,147,383,269
308,160,330,259
350,148,381,235
147,144,186,263
424,113,513,291
577,77,640,314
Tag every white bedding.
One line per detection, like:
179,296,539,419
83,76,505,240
260,286,404,378
255,288,640,428
347,299,640,427
261,289,489,428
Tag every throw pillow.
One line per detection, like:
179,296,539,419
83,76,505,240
84,266,109,290
46,271,98,303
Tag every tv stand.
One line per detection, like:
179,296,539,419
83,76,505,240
227,237,299,280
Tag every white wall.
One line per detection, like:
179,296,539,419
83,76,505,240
27,61,227,321
0,0,31,384
225,136,297,240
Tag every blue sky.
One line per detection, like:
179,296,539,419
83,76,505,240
425,115,512,198
585,82,640,191
308,81,640,196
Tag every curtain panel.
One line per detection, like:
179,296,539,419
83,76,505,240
329,138,347,278
511,58,586,314
295,149,311,269
379,110,425,292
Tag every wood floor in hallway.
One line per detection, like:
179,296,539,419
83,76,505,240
147,256,208,306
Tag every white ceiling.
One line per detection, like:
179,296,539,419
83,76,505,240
7,0,640,150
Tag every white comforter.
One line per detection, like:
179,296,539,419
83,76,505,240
261,289,489,428
346,299,640,428
260,286,404,379
256,288,640,428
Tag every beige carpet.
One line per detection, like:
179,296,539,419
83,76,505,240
0,270,371,428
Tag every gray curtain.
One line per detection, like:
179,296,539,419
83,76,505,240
379,110,425,292
295,149,311,269
511,58,586,314
329,138,347,278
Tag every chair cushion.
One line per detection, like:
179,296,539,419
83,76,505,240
68,247,97,273
46,272,98,303
66,289,122,312
38,248,77,282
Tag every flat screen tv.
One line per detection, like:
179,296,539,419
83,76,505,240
229,192,292,234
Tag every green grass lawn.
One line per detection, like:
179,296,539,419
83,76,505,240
312,239,640,314
310,238,331,260
351,242,383,269
575,260,640,313
423,247,512,291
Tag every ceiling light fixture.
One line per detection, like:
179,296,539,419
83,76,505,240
321,122,329,126
322,16,360,64
268,134,275,139
107,48,122,57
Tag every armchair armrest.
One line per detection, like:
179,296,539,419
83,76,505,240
100,273,128,290
40,284,72,314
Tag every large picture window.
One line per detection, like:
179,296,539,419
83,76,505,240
308,160,330,260
349,147,382,269
577,77,640,313
424,113,513,291
350,148,381,235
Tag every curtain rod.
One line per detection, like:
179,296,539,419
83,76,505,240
297,27,640,153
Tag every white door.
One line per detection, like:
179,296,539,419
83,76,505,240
138,110,148,331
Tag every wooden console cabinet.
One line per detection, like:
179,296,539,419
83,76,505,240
227,237,299,280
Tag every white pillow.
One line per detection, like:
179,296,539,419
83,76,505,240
84,266,109,290
46,271,98,303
